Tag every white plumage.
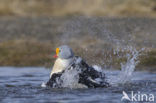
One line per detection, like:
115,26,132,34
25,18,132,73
50,58,73,78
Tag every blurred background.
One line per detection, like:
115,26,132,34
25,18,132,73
0,0,156,71
0,0,156,17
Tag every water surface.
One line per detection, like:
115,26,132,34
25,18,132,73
0,67,155,103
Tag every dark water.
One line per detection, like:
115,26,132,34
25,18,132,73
0,67,156,103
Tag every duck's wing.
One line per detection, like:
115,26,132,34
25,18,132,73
71,56,110,88
46,72,63,88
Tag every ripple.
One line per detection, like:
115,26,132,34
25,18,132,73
22,74,34,77
5,84,16,87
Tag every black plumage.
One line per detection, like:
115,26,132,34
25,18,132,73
46,56,109,88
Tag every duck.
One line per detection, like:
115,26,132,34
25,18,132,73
46,45,109,88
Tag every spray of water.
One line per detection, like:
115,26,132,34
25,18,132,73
108,46,144,85
60,66,86,88
115,47,139,83
41,17,145,88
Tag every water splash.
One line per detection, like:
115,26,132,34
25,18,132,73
46,17,147,87
116,47,139,83
59,66,85,88
52,60,89,89
108,46,144,85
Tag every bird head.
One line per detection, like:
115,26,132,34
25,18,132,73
53,45,74,59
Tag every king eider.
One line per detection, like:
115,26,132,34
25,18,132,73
46,45,109,88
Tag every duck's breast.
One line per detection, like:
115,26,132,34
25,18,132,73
51,58,73,76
